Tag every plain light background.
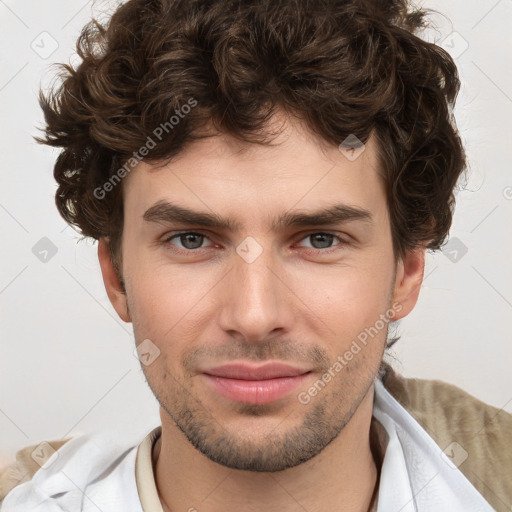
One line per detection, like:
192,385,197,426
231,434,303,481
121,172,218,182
1,0,511,466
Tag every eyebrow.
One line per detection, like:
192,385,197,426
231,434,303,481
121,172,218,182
142,200,373,231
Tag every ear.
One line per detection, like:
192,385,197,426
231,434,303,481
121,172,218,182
390,246,425,321
98,237,131,323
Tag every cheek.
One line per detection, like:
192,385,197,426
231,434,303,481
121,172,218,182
287,260,393,331
126,262,214,354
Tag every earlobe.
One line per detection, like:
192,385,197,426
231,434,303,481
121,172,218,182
97,237,131,323
391,247,426,321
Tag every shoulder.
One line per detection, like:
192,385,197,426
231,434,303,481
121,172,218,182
382,365,512,512
0,437,72,502
0,431,139,510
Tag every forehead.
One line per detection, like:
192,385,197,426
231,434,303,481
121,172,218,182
121,115,387,229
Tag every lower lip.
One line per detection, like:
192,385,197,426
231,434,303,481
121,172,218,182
202,373,312,405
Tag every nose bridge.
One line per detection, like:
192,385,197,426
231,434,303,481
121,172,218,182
218,236,289,341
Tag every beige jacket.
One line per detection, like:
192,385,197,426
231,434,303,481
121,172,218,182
1,368,511,511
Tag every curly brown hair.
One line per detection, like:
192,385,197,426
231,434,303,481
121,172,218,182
35,0,466,288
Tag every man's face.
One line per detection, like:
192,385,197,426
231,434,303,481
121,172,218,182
101,113,422,472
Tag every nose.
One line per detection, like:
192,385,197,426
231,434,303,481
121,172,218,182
217,240,295,343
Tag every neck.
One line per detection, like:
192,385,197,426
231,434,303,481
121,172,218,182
154,385,378,512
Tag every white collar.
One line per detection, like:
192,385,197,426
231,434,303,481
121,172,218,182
372,379,494,511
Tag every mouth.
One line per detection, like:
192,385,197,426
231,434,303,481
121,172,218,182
200,362,313,405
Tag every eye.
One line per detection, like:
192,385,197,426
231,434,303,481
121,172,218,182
296,232,347,252
160,230,349,255
162,231,214,251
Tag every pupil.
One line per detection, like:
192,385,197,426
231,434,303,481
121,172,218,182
311,233,333,249
182,234,203,249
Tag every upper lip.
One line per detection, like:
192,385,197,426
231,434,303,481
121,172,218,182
201,362,312,380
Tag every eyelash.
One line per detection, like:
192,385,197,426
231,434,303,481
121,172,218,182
160,231,350,255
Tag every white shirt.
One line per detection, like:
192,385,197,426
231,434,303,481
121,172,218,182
1,379,494,511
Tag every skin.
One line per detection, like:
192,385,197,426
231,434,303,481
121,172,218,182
98,110,425,512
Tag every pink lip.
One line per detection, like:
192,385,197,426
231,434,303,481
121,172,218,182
200,362,312,405
201,362,311,380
